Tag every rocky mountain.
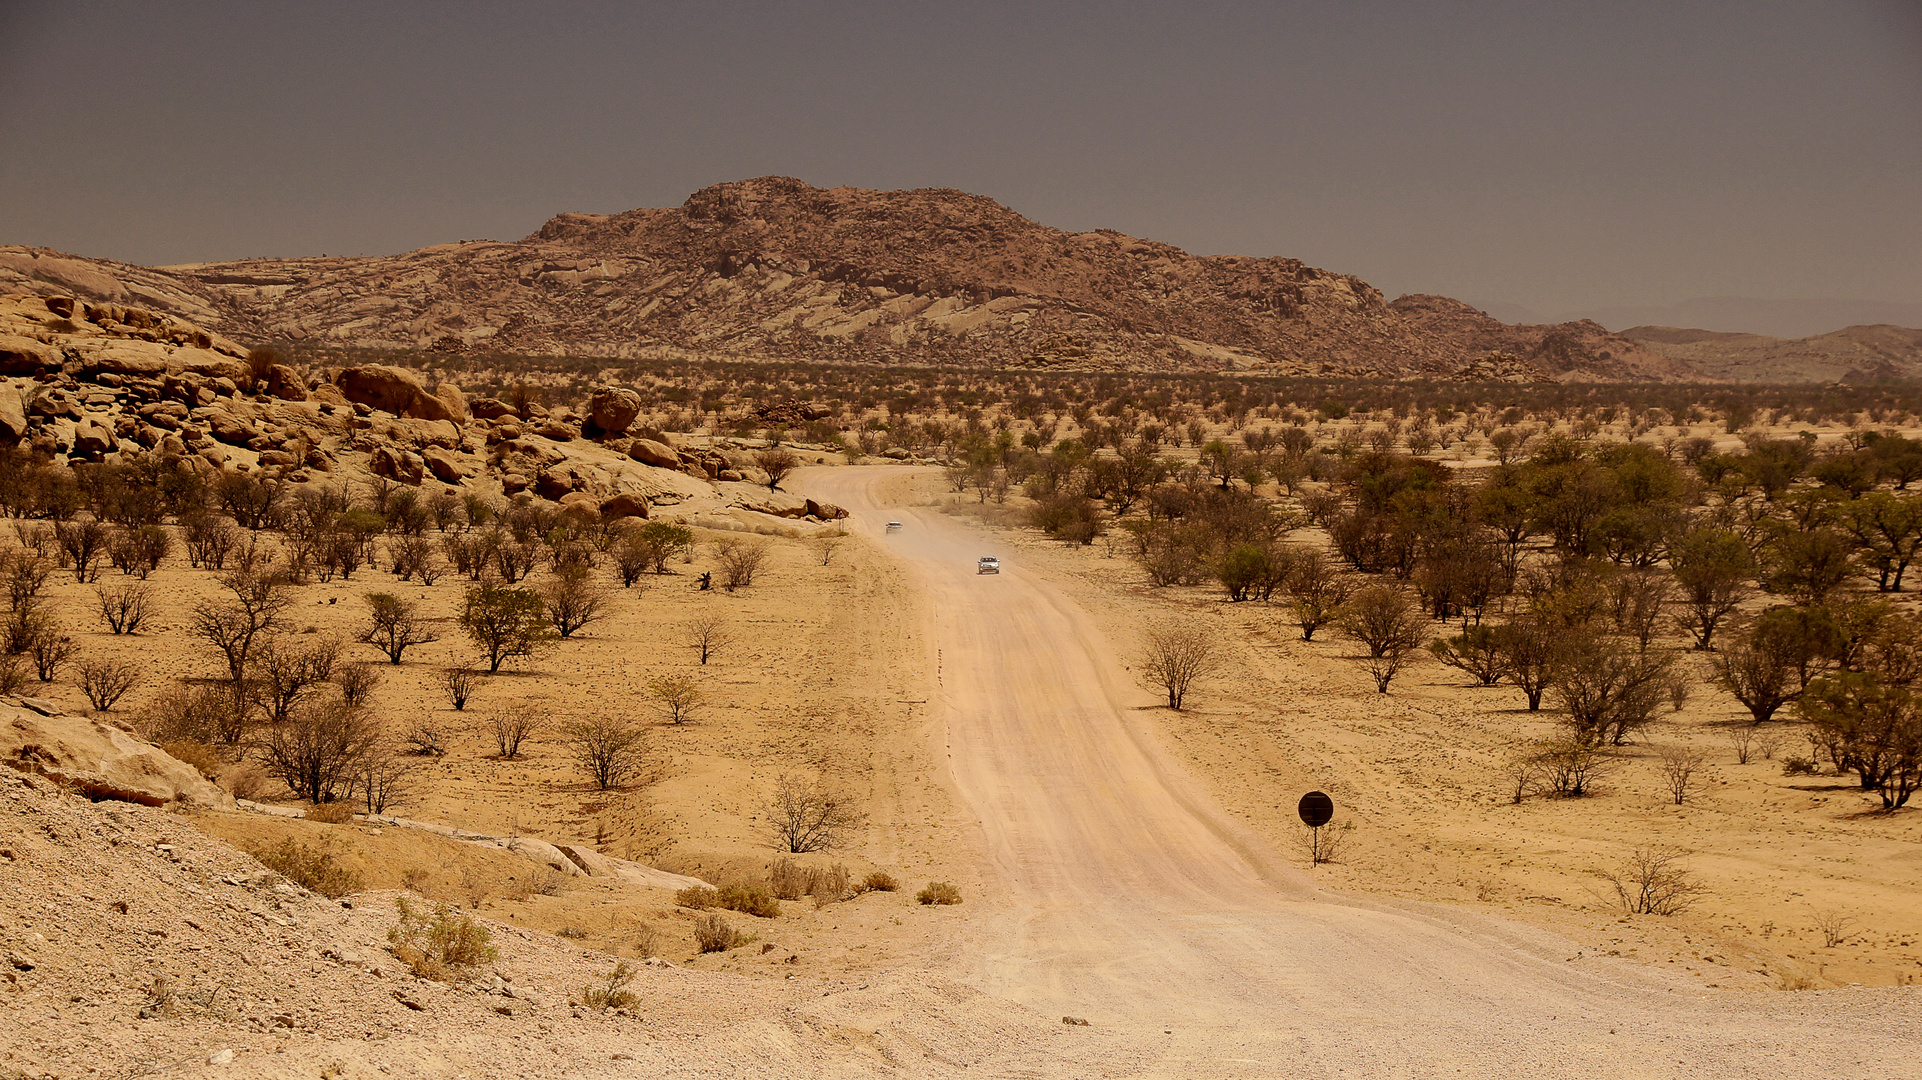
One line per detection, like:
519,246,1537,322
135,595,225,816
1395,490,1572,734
1386,294,1695,381
3,175,1905,382
1619,323,1922,383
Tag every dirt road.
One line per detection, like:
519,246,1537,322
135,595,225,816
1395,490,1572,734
798,467,1922,1078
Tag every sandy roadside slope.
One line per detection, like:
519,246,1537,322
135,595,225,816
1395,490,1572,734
794,465,1922,1078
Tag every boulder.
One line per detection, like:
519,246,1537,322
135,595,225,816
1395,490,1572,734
598,492,650,520
265,364,308,401
368,444,425,484
727,484,811,518
585,385,641,437
336,364,426,415
626,438,681,469
421,446,467,484
1,703,234,808
336,364,461,423
805,499,847,520
504,836,580,876
555,843,616,877
204,409,255,445
0,386,26,442
433,382,470,424
72,417,118,456
469,397,515,421
535,420,577,442
532,471,575,501
0,334,58,375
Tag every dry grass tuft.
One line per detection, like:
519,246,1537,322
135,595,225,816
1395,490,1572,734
915,881,962,905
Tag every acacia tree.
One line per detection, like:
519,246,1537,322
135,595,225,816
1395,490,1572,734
1139,623,1218,710
686,613,732,665
754,448,800,491
539,564,612,638
562,715,647,790
1666,527,1751,650
248,636,341,724
1491,618,1560,710
764,774,861,853
359,593,441,664
256,699,380,804
1555,632,1674,746
1281,548,1353,641
1712,607,1842,724
645,675,704,724
458,582,554,673
1339,584,1428,693
191,569,290,684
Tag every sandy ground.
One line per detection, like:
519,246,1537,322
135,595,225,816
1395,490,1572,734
7,456,1922,1077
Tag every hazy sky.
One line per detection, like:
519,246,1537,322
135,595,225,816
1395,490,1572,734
2,0,1917,329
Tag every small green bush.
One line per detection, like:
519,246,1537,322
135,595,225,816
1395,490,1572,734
575,960,638,1012
251,838,362,899
916,881,962,905
387,896,498,981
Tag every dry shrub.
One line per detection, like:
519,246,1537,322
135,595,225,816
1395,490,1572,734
303,800,356,824
159,740,224,781
769,858,808,900
692,913,743,953
675,885,718,910
807,863,850,904
251,838,362,899
859,870,899,893
387,896,497,980
535,868,570,897
767,858,845,901
575,960,638,1012
715,882,781,918
632,921,661,959
915,881,962,905
77,657,140,711
225,764,269,801
1602,847,1701,916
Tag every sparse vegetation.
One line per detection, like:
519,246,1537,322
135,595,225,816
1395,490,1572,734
1139,622,1217,710
915,881,962,905
387,896,498,980
251,837,363,898
765,774,861,853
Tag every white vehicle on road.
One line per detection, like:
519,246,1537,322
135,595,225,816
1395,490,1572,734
885,521,903,532
977,556,1000,574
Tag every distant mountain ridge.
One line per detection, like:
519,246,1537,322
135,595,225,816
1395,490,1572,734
0,176,1915,382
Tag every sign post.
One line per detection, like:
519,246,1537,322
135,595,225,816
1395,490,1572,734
1298,790,1335,865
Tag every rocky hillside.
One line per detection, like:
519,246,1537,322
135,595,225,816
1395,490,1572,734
1619,323,1922,383
0,176,1762,383
0,292,857,529
1387,294,1696,381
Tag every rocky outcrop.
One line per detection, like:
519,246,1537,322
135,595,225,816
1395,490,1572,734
0,700,235,808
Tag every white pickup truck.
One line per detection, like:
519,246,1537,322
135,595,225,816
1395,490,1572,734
977,557,1000,575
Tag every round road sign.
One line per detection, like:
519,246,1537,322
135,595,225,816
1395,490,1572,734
1297,790,1334,828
